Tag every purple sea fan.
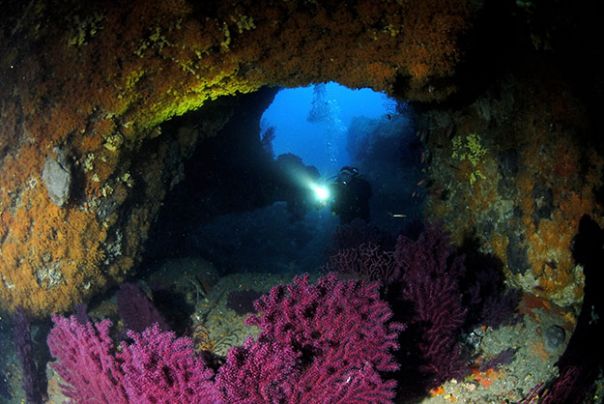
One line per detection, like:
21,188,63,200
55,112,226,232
247,273,403,373
48,316,220,404
292,344,399,403
119,324,219,403
327,242,397,284
47,315,129,403
395,225,468,387
215,338,299,403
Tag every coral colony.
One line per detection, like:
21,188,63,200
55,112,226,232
44,226,533,402
48,274,403,403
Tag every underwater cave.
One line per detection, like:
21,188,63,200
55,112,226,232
1,0,604,402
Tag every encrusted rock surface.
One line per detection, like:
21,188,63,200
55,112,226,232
421,71,603,306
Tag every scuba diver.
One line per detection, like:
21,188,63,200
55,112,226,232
329,166,372,224
271,158,372,224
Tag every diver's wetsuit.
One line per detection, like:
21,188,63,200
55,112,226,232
331,172,372,224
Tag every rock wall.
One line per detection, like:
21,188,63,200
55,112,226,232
422,66,604,306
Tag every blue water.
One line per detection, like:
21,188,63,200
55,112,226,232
261,82,396,176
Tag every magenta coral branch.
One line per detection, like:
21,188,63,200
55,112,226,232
395,225,468,387
247,273,403,373
47,315,129,403
119,324,219,403
246,273,404,402
216,339,299,403
47,317,219,404
328,242,397,283
293,347,399,403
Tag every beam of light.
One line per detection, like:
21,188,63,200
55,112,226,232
286,166,333,206
309,181,331,204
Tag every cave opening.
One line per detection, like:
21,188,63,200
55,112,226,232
260,82,398,174
142,83,424,277
105,83,427,362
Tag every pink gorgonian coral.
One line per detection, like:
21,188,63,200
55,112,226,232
119,324,219,403
395,225,468,387
246,273,404,401
48,273,403,403
47,317,219,403
47,315,129,403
